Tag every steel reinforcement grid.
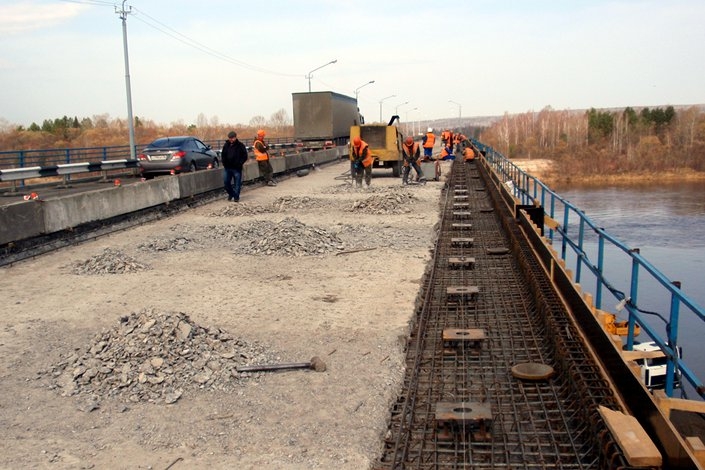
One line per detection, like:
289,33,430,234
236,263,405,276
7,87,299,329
374,160,652,469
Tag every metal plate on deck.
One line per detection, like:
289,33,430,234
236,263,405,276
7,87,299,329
453,188,468,193
448,256,475,269
442,328,485,343
487,247,509,255
479,207,494,213
511,362,555,381
451,237,474,247
454,195,468,200
453,203,470,209
452,211,472,219
435,401,492,423
447,285,479,301
451,223,472,230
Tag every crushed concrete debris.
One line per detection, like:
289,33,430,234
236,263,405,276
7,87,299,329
348,192,419,215
233,217,345,256
41,308,280,404
68,248,150,275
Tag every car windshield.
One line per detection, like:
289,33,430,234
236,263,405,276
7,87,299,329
149,137,188,149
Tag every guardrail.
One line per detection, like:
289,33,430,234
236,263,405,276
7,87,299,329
0,140,304,191
472,138,705,400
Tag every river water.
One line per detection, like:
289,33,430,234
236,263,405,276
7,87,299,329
552,181,705,397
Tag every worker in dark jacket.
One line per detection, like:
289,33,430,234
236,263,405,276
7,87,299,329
221,131,248,201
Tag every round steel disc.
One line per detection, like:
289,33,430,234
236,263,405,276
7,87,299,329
511,362,554,381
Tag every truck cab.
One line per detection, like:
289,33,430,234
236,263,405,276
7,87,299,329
349,115,403,177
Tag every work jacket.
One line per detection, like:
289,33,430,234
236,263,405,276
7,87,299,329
253,139,269,161
423,132,435,149
351,141,373,167
402,142,420,166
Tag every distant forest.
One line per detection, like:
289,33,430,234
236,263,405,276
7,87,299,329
0,109,294,151
479,105,705,178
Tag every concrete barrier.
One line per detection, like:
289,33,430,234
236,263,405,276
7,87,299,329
0,147,350,247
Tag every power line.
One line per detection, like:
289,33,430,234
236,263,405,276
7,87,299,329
58,0,302,78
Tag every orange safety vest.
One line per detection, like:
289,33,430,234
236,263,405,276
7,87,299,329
352,141,373,167
253,139,269,161
402,142,419,167
423,132,435,149
440,146,451,159
464,147,475,161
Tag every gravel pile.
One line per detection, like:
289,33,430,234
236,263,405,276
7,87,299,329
234,217,345,256
348,192,419,215
68,248,150,275
137,235,196,252
43,308,280,405
271,195,329,211
210,202,278,217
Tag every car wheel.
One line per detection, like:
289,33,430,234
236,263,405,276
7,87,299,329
212,159,220,169
190,161,197,172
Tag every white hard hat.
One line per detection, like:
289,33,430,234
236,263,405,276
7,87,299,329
427,127,433,132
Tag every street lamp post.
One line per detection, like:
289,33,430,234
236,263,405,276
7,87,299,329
448,99,462,119
394,101,409,115
379,94,396,123
306,59,337,92
354,80,375,101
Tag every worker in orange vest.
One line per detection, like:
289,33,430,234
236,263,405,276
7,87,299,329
401,136,424,185
350,136,373,187
253,129,276,186
422,128,435,159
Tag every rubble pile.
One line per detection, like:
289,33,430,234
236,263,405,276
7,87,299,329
44,308,279,404
348,192,419,215
68,248,150,275
271,196,329,211
210,202,278,217
137,235,196,252
234,217,345,256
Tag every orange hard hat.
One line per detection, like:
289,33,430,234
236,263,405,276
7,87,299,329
405,136,413,146
257,129,265,137
353,136,361,146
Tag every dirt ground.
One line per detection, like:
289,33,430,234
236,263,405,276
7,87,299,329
0,160,449,470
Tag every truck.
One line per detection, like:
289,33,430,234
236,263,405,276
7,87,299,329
349,115,404,177
292,91,362,150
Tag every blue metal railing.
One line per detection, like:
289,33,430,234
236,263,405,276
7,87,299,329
473,138,705,399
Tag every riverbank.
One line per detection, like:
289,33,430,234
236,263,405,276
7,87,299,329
510,158,705,189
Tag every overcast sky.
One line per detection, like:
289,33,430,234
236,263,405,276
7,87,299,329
1,0,704,128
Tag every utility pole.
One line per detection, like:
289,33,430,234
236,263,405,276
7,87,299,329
116,1,136,159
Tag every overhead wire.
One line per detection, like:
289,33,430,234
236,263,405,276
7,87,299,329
58,0,303,78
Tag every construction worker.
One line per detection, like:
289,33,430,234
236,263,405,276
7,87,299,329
350,136,373,187
463,145,475,162
401,136,424,185
253,129,276,186
441,129,450,148
440,143,454,160
422,128,435,159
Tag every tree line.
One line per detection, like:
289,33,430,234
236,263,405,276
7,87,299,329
479,105,705,178
0,109,294,152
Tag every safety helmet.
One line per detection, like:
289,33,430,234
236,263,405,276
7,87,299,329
405,136,413,146
257,129,265,137
427,127,433,133
353,136,361,146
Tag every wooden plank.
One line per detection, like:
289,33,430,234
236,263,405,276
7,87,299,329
685,436,705,467
598,405,662,467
